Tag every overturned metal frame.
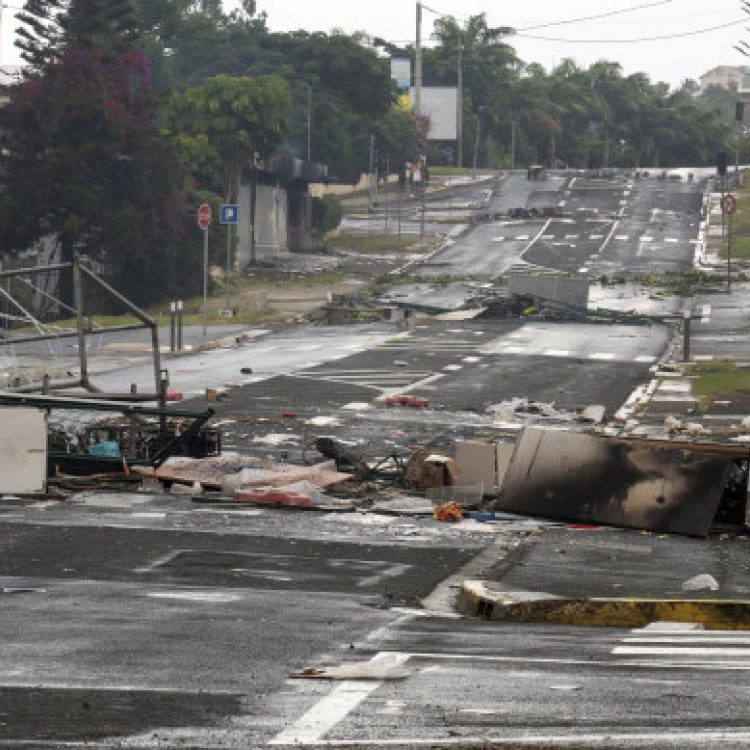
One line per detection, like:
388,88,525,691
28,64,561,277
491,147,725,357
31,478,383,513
0,392,215,469
0,260,165,406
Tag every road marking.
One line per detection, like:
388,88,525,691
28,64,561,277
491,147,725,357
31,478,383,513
665,237,679,243
613,646,750,658
614,234,629,241
589,234,604,240
635,355,657,363
578,267,589,274
269,653,411,745
543,349,571,357
443,364,463,372
462,356,481,363
613,625,750,665
640,236,654,242
491,236,505,242
273,731,750,747
701,304,711,324
588,352,616,361
564,234,579,240
515,235,530,241
499,346,525,354
541,234,555,240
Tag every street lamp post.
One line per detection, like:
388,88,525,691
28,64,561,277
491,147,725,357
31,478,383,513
473,107,486,179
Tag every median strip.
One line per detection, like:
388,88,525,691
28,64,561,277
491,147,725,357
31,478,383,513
458,580,750,630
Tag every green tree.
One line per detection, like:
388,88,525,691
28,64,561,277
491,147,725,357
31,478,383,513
3,0,193,304
16,0,138,70
168,73,291,202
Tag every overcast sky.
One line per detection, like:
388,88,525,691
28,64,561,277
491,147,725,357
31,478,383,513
1,0,744,89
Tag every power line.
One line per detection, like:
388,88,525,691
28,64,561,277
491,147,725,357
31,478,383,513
516,18,742,43
518,0,677,31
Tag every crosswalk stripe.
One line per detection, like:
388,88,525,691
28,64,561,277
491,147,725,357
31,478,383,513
613,623,750,666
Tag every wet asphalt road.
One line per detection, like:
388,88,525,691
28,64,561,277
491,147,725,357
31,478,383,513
6,495,750,748
417,170,705,280
4,169,741,748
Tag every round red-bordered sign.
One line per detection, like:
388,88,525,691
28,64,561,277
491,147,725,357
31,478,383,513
721,194,737,215
198,203,212,230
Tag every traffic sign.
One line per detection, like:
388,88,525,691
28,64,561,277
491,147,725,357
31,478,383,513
220,204,238,224
198,203,212,230
721,194,737,215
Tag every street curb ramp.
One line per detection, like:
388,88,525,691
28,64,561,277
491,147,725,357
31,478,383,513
458,580,750,630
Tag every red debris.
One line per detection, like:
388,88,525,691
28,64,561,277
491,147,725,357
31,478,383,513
234,488,312,507
166,389,183,402
386,395,429,408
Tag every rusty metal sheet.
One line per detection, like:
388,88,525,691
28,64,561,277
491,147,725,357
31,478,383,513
496,428,733,537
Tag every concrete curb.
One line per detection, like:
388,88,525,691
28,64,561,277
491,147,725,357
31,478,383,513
458,580,750,630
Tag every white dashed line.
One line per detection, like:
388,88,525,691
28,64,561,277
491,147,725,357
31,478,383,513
515,235,530,241
635,355,658,363
665,238,679,243
588,353,616,361
640,236,654,243
443,364,463,372
615,235,629,241
492,236,505,242
544,349,571,357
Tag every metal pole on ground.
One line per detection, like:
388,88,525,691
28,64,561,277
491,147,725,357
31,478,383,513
203,227,208,339
729,211,733,294
420,180,426,242
385,155,389,230
225,223,232,312
177,301,183,351
170,301,176,352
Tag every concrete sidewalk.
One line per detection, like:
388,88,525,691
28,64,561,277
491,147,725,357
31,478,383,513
458,523,750,628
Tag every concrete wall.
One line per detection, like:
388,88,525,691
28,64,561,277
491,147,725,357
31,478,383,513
509,273,590,310
236,182,289,268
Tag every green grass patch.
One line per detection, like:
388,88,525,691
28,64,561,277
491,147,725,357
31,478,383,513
324,233,412,255
429,166,471,176
687,360,750,400
631,270,717,294
722,235,750,260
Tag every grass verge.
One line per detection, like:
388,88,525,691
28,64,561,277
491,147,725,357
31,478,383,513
688,360,750,401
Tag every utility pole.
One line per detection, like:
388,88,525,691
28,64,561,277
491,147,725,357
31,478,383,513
415,2,422,115
511,120,517,171
457,42,463,168
307,84,312,163
369,133,376,212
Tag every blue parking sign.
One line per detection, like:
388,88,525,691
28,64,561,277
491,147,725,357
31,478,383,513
220,204,239,224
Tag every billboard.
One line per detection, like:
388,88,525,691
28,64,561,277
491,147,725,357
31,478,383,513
410,87,458,141
391,58,411,91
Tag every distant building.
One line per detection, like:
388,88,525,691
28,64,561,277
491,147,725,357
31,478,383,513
698,66,750,93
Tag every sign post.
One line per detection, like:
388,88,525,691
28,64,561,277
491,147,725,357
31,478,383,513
198,203,212,338
721,194,736,293
220,204,239,313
